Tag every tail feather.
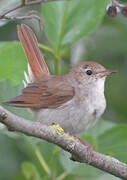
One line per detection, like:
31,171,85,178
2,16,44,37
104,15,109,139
17,24,50,81
3,24,51,108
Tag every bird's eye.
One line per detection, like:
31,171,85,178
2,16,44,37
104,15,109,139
86,70,92,75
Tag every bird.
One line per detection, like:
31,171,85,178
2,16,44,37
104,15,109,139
4,24,116,135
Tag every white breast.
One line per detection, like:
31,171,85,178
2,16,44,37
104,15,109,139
32,77,106,134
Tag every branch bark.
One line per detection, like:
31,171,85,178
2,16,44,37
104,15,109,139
0,0,66,29
0,0,66,18
0,106,127,179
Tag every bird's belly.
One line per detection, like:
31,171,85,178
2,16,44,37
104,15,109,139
31,95,106,134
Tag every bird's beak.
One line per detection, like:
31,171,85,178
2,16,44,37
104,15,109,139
96,70,117,77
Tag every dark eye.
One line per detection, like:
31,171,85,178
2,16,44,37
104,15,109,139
86,70,92,75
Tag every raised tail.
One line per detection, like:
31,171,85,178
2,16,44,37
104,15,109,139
17,24,50,82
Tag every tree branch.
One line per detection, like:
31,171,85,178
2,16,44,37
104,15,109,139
0,0,66,18
0,0,66,30
0,106,127,179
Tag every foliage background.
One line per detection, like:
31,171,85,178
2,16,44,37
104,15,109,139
0,0,127,179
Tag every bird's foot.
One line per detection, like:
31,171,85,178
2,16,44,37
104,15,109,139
77,137,93,151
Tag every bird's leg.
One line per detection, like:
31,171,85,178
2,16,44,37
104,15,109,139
73,136,93,151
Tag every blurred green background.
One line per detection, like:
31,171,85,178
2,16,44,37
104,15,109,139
0,0,127,179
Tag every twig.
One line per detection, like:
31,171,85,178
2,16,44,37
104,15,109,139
34,147,51,176
0,0,66,30
26,0,66,6
56,171,68,180
0,14,42,31
0,0,66,18
111,0,124,8
1,15,41,22
0,106,127,179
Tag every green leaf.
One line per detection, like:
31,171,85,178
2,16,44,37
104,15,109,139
42,0,109,49
0,42,27,85
96,174,120,180
22,162,41,180
98,125,127,163
42,1,64,48
59,151,103,178
0,133,28,180
86,119,117,136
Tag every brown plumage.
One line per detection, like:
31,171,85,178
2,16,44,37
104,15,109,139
3,24,116,134
4,24,75,108
17,24,50,81
4,76,74,108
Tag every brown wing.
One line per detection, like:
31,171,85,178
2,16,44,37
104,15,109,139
4,76,75,109
17,24,50,81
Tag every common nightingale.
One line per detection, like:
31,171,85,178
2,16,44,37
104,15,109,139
4,24,116,134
